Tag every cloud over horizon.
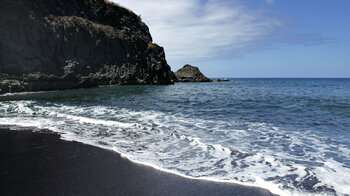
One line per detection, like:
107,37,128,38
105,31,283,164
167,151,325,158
115,0,326,63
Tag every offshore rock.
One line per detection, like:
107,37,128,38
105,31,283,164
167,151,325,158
174,64,212,82
0,0,174,94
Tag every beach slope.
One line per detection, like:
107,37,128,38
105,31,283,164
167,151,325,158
0,129,275,196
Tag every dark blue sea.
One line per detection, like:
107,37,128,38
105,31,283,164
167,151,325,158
1,78,349,195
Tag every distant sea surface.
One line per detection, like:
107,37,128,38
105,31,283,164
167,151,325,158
1,78,349,195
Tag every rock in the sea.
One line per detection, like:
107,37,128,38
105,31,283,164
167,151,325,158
0,0,174,94
212,78,230,82
174,64,212,82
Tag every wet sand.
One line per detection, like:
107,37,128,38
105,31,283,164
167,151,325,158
0,128,276,196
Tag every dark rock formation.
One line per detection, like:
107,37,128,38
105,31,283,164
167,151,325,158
174,64,212,82
212,78,230,82
170,71,179,83
0,0,174,94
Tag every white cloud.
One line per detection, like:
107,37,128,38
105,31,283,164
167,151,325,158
114,0,282,62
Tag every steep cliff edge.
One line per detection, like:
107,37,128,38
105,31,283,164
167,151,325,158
0,0,173,94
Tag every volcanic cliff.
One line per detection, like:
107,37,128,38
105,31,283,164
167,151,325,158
0,0,174,94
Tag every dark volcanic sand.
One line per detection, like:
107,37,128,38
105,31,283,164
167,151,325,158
0,129,275,196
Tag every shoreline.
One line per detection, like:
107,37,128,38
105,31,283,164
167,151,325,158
0,128,276,196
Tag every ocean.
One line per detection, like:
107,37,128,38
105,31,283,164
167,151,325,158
0,78,349,195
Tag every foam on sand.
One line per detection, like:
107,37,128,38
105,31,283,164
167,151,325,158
0,100,349,195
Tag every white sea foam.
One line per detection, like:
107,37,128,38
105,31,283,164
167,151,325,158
0,91,49,97
0,100,349,195
314,159,350,195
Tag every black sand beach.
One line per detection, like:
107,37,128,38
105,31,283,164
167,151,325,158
0,129,275,196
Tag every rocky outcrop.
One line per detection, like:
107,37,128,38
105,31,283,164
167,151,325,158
212,78,230,82
174,65,212,82
0,0,174,94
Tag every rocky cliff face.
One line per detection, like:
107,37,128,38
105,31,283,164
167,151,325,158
174,65,212,82
0,0,174,94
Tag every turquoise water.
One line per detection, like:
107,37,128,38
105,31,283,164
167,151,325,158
1,79,349,195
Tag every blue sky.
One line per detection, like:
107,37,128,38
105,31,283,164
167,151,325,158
115,0,350,77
